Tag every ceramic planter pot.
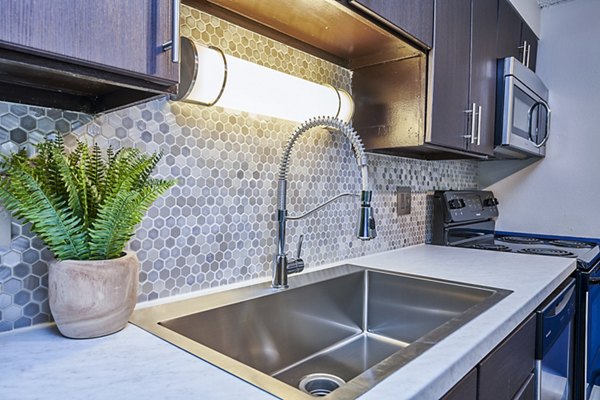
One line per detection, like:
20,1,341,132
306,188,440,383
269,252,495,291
48,251,139,339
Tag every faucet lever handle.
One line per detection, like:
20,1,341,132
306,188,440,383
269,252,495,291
296,234,304,259
287,234,305,275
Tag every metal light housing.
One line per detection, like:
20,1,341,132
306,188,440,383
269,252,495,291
173,37,354,123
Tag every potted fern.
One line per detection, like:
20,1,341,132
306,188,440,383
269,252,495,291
0,138,175,338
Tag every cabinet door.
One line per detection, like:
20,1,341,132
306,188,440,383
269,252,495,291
349,0,434,47
513,373,535,400
468,0,498,156
428,0,472,152
478,314,536,400
497,0,524,62
0,0,178,84
521,23,539,71
441,368,478,400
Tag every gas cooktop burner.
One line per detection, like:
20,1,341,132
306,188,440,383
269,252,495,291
471,244,512,252
549,240,594,249
518,248,576,257
498,236,544,244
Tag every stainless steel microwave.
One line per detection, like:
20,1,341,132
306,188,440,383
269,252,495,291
494,57,551,159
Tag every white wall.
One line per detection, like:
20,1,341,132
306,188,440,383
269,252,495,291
480,0,600,237
509,0,541,36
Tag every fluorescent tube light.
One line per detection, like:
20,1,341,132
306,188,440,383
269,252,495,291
173,37,354,123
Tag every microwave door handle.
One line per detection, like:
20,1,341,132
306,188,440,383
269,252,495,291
543,101,552,142
534,101,551,148
527,102,541,145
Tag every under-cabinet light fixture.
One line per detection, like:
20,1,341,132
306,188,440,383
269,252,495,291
172,37,354,123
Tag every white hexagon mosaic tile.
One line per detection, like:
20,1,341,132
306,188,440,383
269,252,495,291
0,6,478,332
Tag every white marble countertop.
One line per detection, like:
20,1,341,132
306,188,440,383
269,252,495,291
0,244,576,400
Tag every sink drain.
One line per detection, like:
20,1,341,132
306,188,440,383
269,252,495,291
298,373,346,396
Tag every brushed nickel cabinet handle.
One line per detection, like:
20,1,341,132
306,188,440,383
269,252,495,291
477,105,482,146
470,103,477,144
462,105,476,142
162,0,181,63
519,40,528,66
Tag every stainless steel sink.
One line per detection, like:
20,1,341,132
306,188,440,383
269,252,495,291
130,265,511,399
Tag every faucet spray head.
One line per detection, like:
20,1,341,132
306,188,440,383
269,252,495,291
357,190,376,240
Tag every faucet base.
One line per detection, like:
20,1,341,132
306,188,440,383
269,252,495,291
271,283,289,290
272,254,288,289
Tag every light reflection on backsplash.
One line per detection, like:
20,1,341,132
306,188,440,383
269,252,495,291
0,6,478,332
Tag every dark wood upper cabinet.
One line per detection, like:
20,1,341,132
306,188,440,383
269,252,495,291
428,0,497,157
497,0,522,60
468,0,498,155
0,0,179,114
354,0,499,159
497,0,538,71
0,0,178,84
353,0,540,160
520,23,538,71
187,0,424,70
348,0,434,48
428,0,472,153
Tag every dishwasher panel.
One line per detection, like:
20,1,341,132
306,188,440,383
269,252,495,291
535,278,576,400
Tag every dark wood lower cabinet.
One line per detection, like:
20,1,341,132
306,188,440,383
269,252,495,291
479,314,536,400
442,314,536,400
441,368,477,400
513,373,535,400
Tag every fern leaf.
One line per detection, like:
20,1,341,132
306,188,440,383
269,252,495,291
102,148,138,201
50,143,86,224
133,151,163,190
0,138,174,261
106,146,116,164
0,169,89,260
136,179,177,213
32,138,67,205
75,142,91,229
103,149,161,200
86,143,105,222
31,143,55,192
68,140,85,166
88,190,140,260
89,178,174,260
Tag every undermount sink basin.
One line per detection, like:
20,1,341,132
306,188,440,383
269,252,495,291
130,265,511,399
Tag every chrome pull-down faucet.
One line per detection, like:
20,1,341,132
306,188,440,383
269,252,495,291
272,116,376,289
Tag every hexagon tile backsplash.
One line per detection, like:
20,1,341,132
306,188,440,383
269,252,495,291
0,6,478,332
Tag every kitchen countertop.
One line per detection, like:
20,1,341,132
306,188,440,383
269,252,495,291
0,244,576,400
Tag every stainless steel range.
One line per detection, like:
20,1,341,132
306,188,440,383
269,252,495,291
431,190,600,400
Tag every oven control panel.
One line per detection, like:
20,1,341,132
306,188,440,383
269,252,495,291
438,191,499,223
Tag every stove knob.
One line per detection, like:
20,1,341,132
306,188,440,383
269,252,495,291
448,199,466,209
483,197,499,207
